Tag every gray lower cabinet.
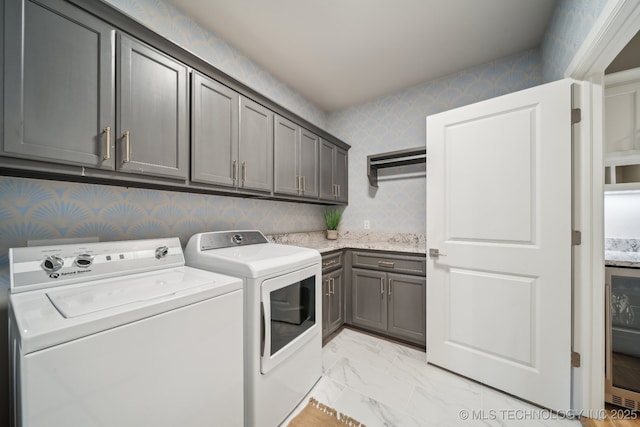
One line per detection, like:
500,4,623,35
351,269,387,332
323,268,344,338
117,34,189,179
351,251,426,345
3,0,115,169
274,115,319,199
386,273,426,344
192,71,272,193
322,251,345,339
319,138,348,203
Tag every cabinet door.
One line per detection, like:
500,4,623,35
4,0,115,168
328,269,344,334
118,34,188,179
387,273,425,345
191,72,238,187
335,147,348,203
322,274,330,339
319,139,335,200
274,115,299,195
299,128,319,198
351,268,387,333
239,97,273,192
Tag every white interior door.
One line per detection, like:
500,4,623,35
426,78,573,411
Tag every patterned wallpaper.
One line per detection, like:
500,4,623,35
327,49,543,234
0,177,326,286
541,0,610,82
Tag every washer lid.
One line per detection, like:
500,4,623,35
47,269,208,318
10,266,242,354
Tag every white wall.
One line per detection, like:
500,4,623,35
604,191,640,237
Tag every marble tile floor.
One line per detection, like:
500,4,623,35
283,328,581,427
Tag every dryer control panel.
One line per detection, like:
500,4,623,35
199,230,269,251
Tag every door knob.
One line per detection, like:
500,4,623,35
429,248,447,258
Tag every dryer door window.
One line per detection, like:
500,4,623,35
260,264,319,374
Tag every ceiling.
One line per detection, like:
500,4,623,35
167,0,557,112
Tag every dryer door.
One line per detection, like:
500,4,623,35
260,264,320,374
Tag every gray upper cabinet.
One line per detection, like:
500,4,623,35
3,0,116,168
191,71,239,187
319,139,334,200
335,147,348,203
239,97,273,192
274,115,319,198
319,138,348,203
299,128,319,197
192,72,271,193
117,34,189,180
274,116,299,195
1,0,349,202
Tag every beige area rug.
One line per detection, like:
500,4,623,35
287,397,366,427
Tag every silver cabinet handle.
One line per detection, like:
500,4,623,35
325,279,330,296
380,277,384,295
329,277,334,295
122,131,131,163
103,126,111,160
302,175,306,194
233,160,238,185
297,176,301,192
378,260,395,268
388,279,392,296
242,161,247,184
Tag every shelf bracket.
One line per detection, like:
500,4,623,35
367,147,426,187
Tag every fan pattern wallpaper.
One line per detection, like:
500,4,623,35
0,0,609,289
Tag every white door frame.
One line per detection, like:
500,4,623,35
566,0,640,414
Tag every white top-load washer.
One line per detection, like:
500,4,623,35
9,238,244,427
185,230,322,427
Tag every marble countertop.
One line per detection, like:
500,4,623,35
605,238,640,268
266,231,426,255
605,250,640,268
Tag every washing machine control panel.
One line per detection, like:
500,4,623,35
10,238,185,293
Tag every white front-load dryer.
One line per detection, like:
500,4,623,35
185,230,322,427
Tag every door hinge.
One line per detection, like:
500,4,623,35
571,108,581,124
571,351,581,367
572,230,581,246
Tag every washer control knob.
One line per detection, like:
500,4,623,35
42,255,64,273
232,233,243,245
75,254,94,268
155,246,169,259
